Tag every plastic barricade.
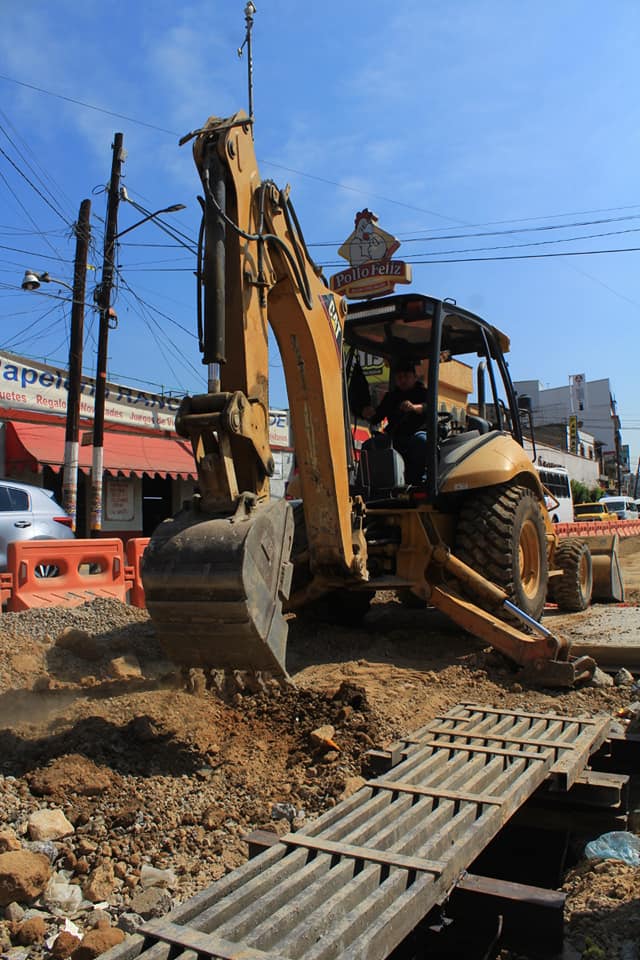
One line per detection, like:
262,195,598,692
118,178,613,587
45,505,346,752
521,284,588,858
6,538,128,611
125,538,150,608
557,520,640,539
0,572,13,608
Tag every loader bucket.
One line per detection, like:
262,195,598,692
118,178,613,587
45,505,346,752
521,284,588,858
583,533,625,603
141,496,295,676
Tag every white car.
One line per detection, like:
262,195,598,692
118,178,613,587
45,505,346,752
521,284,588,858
0,479,75,572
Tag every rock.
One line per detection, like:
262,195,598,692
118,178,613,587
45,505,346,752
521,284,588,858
82,863,115,903
128,885,172,919
86,910,111,929
55,628,101,661
116,912,143,935
71,926,125,960
27,809,74,842
0,831,21,854
339,776,366,801
44,876,85,915
309,725,340,751
615,668,634,686
140,864,175,889
51,930,82,959
25,840,59,862
588,667,614,688
271,802,298,823
15,916,47,945
109,655,142,679
28,755,112,798
0,851,51,906
3,903,24,923
0,922,12,951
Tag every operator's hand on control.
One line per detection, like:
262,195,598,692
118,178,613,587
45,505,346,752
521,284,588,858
399,400,423,414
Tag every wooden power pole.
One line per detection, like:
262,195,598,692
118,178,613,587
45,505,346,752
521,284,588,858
91,133,124,534
63,198,91,531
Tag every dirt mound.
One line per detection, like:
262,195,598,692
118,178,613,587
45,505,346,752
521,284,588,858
1,545,640,958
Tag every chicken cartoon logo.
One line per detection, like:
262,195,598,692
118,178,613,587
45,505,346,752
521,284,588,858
329,209,411,299
341,209,400,266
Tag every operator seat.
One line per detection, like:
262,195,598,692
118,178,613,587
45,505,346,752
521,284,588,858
357,433,405,495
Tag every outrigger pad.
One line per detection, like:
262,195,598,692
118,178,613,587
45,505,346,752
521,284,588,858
141,497,294,676
586,534,625,603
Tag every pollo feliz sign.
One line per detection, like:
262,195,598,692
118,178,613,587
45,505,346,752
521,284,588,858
329,209,412,299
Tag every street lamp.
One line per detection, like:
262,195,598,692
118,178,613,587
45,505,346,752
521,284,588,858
116,203,186,238
21,270,73,293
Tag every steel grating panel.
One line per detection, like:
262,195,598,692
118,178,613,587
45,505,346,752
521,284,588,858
115,703,610,960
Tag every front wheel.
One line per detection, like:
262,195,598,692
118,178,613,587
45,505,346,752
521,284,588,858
549,537,592,611
455,484,549,622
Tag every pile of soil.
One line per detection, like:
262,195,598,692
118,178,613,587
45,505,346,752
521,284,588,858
0,539,638,959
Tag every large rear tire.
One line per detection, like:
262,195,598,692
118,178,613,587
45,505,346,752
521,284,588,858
549,537,592,611
455,484,549,622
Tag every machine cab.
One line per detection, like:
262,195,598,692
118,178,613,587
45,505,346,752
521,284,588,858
343,293,526,500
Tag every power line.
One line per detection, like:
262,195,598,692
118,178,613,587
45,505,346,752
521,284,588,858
0,113,75,224
319,245,640,268
3,72,640,239
0,144,72,226
0,74,178,136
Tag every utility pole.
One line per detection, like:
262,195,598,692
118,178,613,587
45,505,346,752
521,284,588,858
91,132,124,534
63,198,91,532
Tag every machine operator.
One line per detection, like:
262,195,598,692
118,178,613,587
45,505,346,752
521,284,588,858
361,360,429,484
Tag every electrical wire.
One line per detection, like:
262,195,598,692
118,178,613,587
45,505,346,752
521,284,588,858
0,145,72,227
0,113,75,224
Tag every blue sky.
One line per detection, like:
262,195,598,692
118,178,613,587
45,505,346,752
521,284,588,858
1,1,639,465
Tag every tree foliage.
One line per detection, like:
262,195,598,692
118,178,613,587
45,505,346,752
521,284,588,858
570,479,603,504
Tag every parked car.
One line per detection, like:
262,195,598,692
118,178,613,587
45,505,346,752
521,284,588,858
0,479,75,573
599,496,638,520
573,501,612,522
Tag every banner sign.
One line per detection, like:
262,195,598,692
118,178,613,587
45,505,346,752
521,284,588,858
569,373,585,413
269,409,291,448
0,350,180,431
0,350,292,447
568,414,578,454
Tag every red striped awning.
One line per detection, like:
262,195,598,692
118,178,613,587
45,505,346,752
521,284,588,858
5,420,197,481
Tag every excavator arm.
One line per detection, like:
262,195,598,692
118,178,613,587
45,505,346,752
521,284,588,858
141,113,367,676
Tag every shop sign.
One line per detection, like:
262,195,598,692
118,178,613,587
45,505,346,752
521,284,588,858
269,409,290,447
105,478,135,521
329,209,412,299
0,350,180,431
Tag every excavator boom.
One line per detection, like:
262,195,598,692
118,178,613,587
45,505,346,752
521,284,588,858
141,114,366,675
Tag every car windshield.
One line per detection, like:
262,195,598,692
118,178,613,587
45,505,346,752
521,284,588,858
602,500,623,511
575,503,605,514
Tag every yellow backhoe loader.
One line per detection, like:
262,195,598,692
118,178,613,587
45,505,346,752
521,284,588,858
141,111,619,687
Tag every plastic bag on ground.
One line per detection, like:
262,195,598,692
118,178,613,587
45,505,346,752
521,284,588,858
584,831,640,866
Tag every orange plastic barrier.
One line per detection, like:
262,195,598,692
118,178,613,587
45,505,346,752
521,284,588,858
125,537,150,608
556,520,640,539
6,538,129,611
0,572,13,607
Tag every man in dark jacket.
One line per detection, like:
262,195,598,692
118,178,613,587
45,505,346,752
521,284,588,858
362,360,429,484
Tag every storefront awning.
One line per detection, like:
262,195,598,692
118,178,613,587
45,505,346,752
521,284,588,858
5,421,197,481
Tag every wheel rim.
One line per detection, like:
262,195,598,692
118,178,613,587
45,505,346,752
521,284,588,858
578,552,590,593
519,520,541,599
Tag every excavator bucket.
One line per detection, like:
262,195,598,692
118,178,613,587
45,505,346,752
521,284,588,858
581,533,625,603
141,497,295,676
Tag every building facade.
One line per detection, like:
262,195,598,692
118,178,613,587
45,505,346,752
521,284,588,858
0,350,293,539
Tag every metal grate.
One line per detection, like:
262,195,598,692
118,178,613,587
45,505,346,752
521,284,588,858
118,703,609,960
